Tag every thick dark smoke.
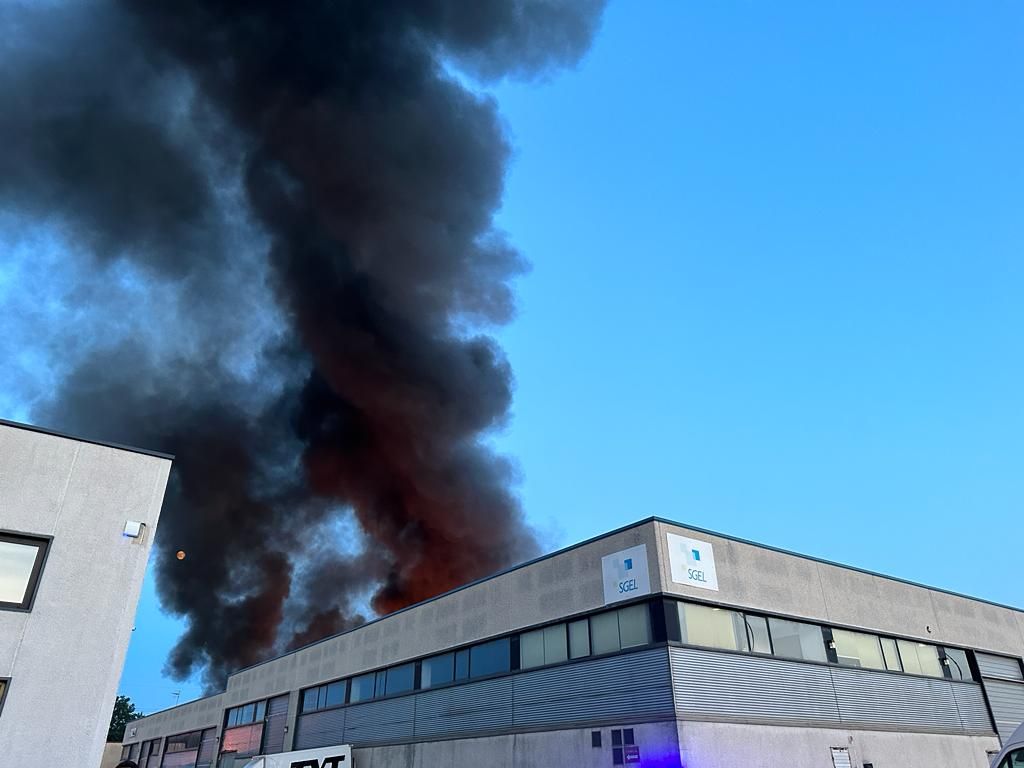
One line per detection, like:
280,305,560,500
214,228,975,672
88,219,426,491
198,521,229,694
0,1,605,688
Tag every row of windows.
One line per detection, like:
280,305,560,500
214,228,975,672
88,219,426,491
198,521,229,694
300,603,651,713
225,699,266,728
165,730,200,753
675,600,973,681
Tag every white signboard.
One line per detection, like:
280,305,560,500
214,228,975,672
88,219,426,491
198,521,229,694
666,533,719,591
601,544,651,605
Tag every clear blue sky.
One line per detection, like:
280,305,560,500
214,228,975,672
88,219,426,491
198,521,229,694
71,1,1024,711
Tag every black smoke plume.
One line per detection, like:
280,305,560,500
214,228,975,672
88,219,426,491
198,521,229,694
0,1,605,688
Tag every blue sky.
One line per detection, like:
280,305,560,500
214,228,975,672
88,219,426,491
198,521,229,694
38,1,1024,712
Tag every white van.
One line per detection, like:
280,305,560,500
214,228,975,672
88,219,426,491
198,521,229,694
239,744,353,768
992,723,1024,767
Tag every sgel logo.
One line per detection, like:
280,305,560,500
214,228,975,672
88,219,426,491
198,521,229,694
601,544,651,605
290,757,347,768
667,533,718,591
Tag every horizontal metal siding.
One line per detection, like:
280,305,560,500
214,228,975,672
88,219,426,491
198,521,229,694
978,653,1024,681
670,646,841,724
343,696,416,745
294,708,346,750
513,647,673,728
831,667,961,730
986,679,1024,738
262,694,289,754
952,682,995,735
414,676,514,739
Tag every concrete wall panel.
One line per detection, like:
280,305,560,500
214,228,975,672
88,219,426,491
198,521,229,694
678,720,999,768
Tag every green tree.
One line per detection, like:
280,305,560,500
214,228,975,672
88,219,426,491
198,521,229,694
107,695,144,742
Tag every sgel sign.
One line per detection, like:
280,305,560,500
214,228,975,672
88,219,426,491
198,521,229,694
666,533,719,591
601,544,651,605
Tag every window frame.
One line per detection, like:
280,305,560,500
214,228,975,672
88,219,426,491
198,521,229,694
0,531,51,612
0,678,9,718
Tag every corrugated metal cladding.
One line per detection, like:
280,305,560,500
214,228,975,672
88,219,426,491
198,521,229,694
196,728,217,768
977,653,1024,681
670,646,840,723
294,648,672,750
984,680,1024,740
669,647,991,734
261,694,290,754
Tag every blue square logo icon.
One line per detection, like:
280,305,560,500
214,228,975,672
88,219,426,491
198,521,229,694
623,558,633,571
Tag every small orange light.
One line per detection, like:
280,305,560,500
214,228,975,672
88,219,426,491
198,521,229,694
176,550,186,561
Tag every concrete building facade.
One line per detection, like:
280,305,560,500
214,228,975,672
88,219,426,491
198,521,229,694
123,518,1024,768
0,419,172,766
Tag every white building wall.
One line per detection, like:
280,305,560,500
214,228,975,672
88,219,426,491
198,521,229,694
677,720,1000,768
0,422,171,767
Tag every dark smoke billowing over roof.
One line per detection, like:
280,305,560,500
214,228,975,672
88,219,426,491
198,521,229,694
0,0,606,688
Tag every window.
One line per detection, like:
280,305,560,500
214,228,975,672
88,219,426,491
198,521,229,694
591,610,620,655
942,647,972,681
325,680,346,707
301,680,346,712
897,640,943,678
520,623,568,669
301,687,318,713
619,604,650,648
591,604,651,655
832,629,886,671
220,723,263,758
455,648,470,680
350,672,375,703
768,618,827,662
744,614,772,654
422,653,454,688
677,602,771,654
999,749,1024,768
225,700,265,728
880,636,902,672
591,731,602,747
165,732,200,752
569,619,590,659
0,679,7,715
385,663,415,695
611,728,635,766
0,533,48,611
470,637,511,678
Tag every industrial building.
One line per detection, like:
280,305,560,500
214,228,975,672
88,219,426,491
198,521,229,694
123,517,1024,768
0,419,172,766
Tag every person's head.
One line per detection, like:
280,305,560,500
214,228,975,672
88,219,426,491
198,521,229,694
115,761,139,768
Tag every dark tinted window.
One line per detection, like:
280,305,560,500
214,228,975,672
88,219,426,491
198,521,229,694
301,688,318,713
350,673,376,703
422,653,454,688
386,663,415,695
470,638,510,678
325,680,346,707
455,648,470,680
